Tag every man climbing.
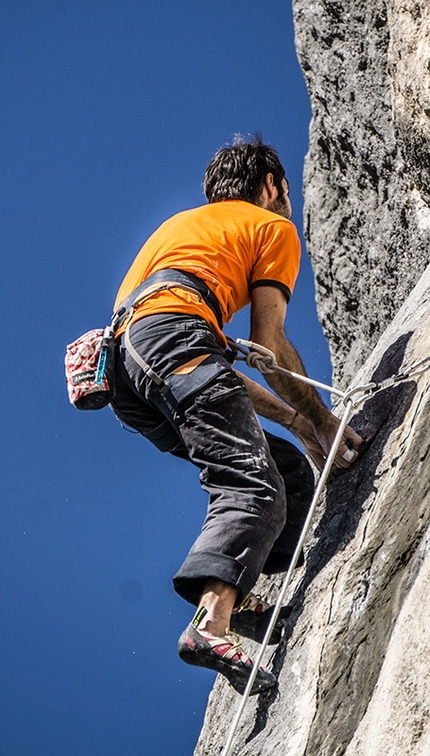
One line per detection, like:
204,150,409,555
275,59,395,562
110,134,363,695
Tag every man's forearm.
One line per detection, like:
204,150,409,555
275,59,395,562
257,334,329,425
236,367,363,472
248,287,363,467
236,371,298,427
237,370,332,471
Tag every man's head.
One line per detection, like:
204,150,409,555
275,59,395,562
203,132,291,219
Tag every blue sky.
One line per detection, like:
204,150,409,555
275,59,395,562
0,2,331,755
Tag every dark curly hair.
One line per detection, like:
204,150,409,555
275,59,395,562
203,132,286,204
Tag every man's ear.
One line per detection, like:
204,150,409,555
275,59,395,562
258,173,278,207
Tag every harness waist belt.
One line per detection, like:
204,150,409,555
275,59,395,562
112,268,223,332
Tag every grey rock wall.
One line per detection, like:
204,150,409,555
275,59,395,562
294,0,430,387
195,261,430,756
194,2,430,754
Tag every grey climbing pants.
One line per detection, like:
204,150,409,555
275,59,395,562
110,314,314,607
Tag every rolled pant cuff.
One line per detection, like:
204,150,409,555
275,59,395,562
172,551,256,608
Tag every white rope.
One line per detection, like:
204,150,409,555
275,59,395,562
236,339,346,399
235,340,430,410
221,399,353,756
220,341,430,756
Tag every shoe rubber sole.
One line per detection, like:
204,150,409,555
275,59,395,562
177,624,277,696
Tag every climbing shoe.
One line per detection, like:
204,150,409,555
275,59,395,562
177,624,277,696
229,592,293,645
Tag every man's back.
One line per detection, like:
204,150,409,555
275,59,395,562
114,199,300,343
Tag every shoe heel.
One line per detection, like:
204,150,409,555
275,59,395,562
178,631,200,666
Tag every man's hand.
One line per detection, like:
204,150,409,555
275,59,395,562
238,371,363,472
288,413,327,470
294,411,363,471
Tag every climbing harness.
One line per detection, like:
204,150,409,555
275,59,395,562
114,270,222,394
65,269,224,409
113,268,223,332
220,339,430,756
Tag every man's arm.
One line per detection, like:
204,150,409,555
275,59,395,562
236,371,327,470
249,286,363,467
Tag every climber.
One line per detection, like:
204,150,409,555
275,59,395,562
109,133,363,695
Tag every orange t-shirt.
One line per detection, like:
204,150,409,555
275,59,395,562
114,200,301,347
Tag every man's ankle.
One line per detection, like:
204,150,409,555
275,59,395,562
192,579,238,637
191,605,229,638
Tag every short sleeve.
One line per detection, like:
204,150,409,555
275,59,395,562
250,219,301,303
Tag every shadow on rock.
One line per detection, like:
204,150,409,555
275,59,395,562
245,332,418,742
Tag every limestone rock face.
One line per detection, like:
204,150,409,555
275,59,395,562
195,268,430,756
294,0,430,387
194,2,430,755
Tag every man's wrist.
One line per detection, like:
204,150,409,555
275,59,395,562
286,409,299,431
310,405,338,432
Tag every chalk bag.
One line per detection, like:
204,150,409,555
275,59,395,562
65,327,115,410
